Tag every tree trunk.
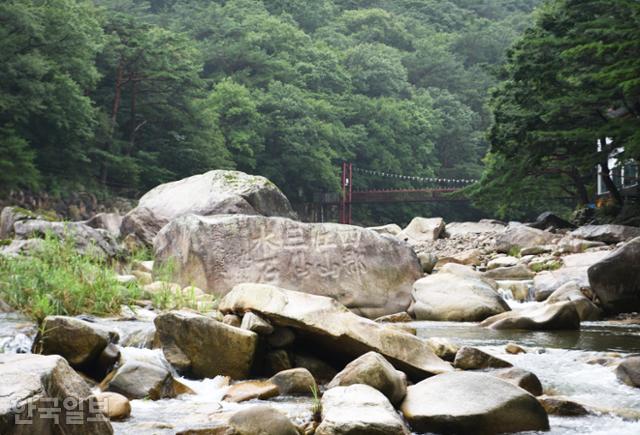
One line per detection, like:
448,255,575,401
598,137,624,207
567,167,590,206
100,61,124,185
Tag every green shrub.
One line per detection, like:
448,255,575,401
0,234,140,322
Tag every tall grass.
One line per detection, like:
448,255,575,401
0,234,140,322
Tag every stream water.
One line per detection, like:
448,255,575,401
2,306,639,434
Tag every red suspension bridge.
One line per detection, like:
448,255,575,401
312,162,477,224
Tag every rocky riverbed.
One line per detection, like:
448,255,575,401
1,170,639,435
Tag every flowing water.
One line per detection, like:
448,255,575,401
1,307,639,434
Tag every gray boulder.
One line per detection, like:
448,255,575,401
411,272,509,322
228,405,299,435
496,224,556,253
481,301,581,330
317,385,410,435
571,224,640,244
327,352,407,405
367,224,402,237
219,284,452,380
269,368,317,396
546,281,602,321
398,217,445,244
588,237,640,314
84,213,122,238
400,371,549,434
491,367,543,396
121,170,296,245
155,214,422,318
14,220,120,258
528,212,575,231
453,347,512,370
534,251,610,297
0,354,112,434
35,316,119,368
616,356,640,388
154,311,258,379
444,220,506,237
484,264,535,280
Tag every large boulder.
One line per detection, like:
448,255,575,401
400,371,549,434
269,368,317,396
317,385,410,435
154,311,258,379
0,207,40,239
35,316,119,369
219,284,452,380
496,224,556,253
588,237,640,314
121,170,296,245
155,214,422,318
528,212,575,231
616,356,640,388
13,220,119,258
398,217,445,244
571,224,640,244
491,367,543,396
0,354,112,434
481,301,581,330
411,272,510,322
546,281,602,321
327,352,407,405
534,251,610,297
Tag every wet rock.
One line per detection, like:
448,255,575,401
154,311,258,379
374,312,412,323
317,385,410,435
400,372,549,434
453,346,512,370
0,354,112,434
121,170,296,246
327,352,407,405
481,301,581,330
505,343,526,354
411,272,509,322
155,214,422,318
528,212,575,231
269,367,317,396
228,405,299,435
368,224,402,237
399,217,445,245
570,224,640,244
588,237,640,314
95,391,131,421
293,354,337,383
35,316,119,369
240,312,274,335
616,356,640,388
425,338,459,362
220,284,452,381
84,213,123,238
546,281,602,321
14,219,120,258
267,327,296,348
496,223,556,253
223,380,279,403
491,367,543,396
538,395,589,416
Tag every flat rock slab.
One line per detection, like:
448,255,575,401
155,214,422,318
571,224,640,243
400,371,549,435
481,301,580,331
317,385,410,435
219,284,452,381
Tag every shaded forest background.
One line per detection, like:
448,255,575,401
1,0,543,224
6,1,639,225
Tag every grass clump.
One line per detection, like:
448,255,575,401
310,383,322,422
507,246,522,258
0,234,140,322
530,260,562,273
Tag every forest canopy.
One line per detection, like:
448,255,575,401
0,0,541,223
